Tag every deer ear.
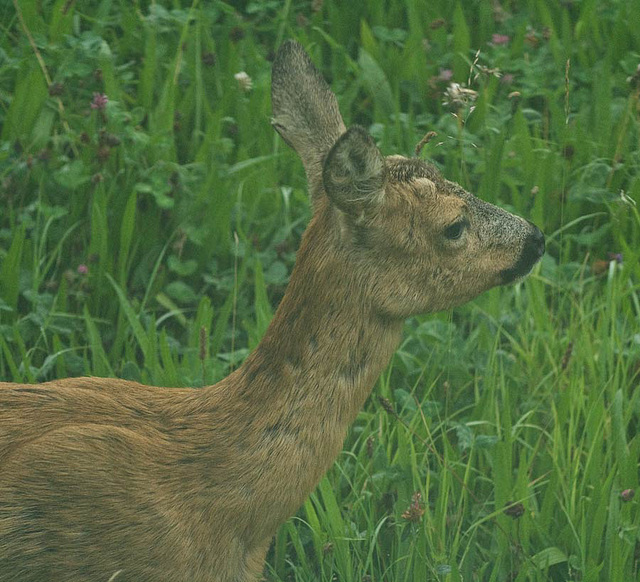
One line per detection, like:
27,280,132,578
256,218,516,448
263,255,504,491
271,40,346,201
322,126,386,215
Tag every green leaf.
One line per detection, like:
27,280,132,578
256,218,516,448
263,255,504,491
475,435,499,449
454,422,474,451
118,191,137,283
394,388,417,412
165,281,198,304
54,161,91,189
106,274,151,365
452,3,471,82
135,181,175,209
1,66,47,141
0,225,25,315
530,547,568,569
264,260,288,284
49,0,75,43
358,49,394,119
121,361,142,382
0,335,21,381
155,292,188,327
253,261,272,338
83,305,113,377
372,26,408,47
168,255,198,276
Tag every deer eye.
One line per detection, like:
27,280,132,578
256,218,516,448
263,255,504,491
443,219,467,241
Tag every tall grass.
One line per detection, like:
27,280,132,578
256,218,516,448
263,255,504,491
1,0,639,580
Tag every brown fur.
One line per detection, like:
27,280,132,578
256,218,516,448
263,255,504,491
0,41,544,581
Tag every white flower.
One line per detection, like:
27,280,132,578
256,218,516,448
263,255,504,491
234,71,253,92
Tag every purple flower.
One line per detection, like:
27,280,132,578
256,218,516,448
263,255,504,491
504,501,525,519
428,69,454,91
77,264,88,275
491,33,510,46
607,252,623,264
621,489,635,502
90,93,108,110
501,73,515,85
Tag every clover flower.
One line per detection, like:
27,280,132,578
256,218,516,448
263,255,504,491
491,33,510,46
402,492,425,523
90,93,108,110
234,72,253,92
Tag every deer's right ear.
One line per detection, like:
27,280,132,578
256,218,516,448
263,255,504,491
322,126,386,216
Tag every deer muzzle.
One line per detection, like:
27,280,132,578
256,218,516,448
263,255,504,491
500,223,545,284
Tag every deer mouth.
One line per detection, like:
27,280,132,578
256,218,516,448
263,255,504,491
500,225,545,285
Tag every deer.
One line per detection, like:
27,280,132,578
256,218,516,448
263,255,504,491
0,40,544,582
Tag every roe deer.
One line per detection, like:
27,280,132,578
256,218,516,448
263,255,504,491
0,40,544,582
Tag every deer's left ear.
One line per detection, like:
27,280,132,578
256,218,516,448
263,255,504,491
322,126,386,216
272,40,346,202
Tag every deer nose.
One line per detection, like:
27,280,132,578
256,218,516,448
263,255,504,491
528,223,545,260
516,222,545,269
500,223,545,284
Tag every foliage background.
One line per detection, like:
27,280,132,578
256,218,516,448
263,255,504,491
1,0,640,580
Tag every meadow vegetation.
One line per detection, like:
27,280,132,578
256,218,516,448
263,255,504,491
1,0,640,580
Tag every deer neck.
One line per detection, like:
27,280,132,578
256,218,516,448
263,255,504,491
229,209,403,467
193,208,403,541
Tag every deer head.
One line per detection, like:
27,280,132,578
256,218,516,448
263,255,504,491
272,41,544,319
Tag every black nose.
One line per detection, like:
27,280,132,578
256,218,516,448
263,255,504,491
500,224,545,284
528,224,545,259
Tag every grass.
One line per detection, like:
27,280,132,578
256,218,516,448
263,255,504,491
1,0,640,580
